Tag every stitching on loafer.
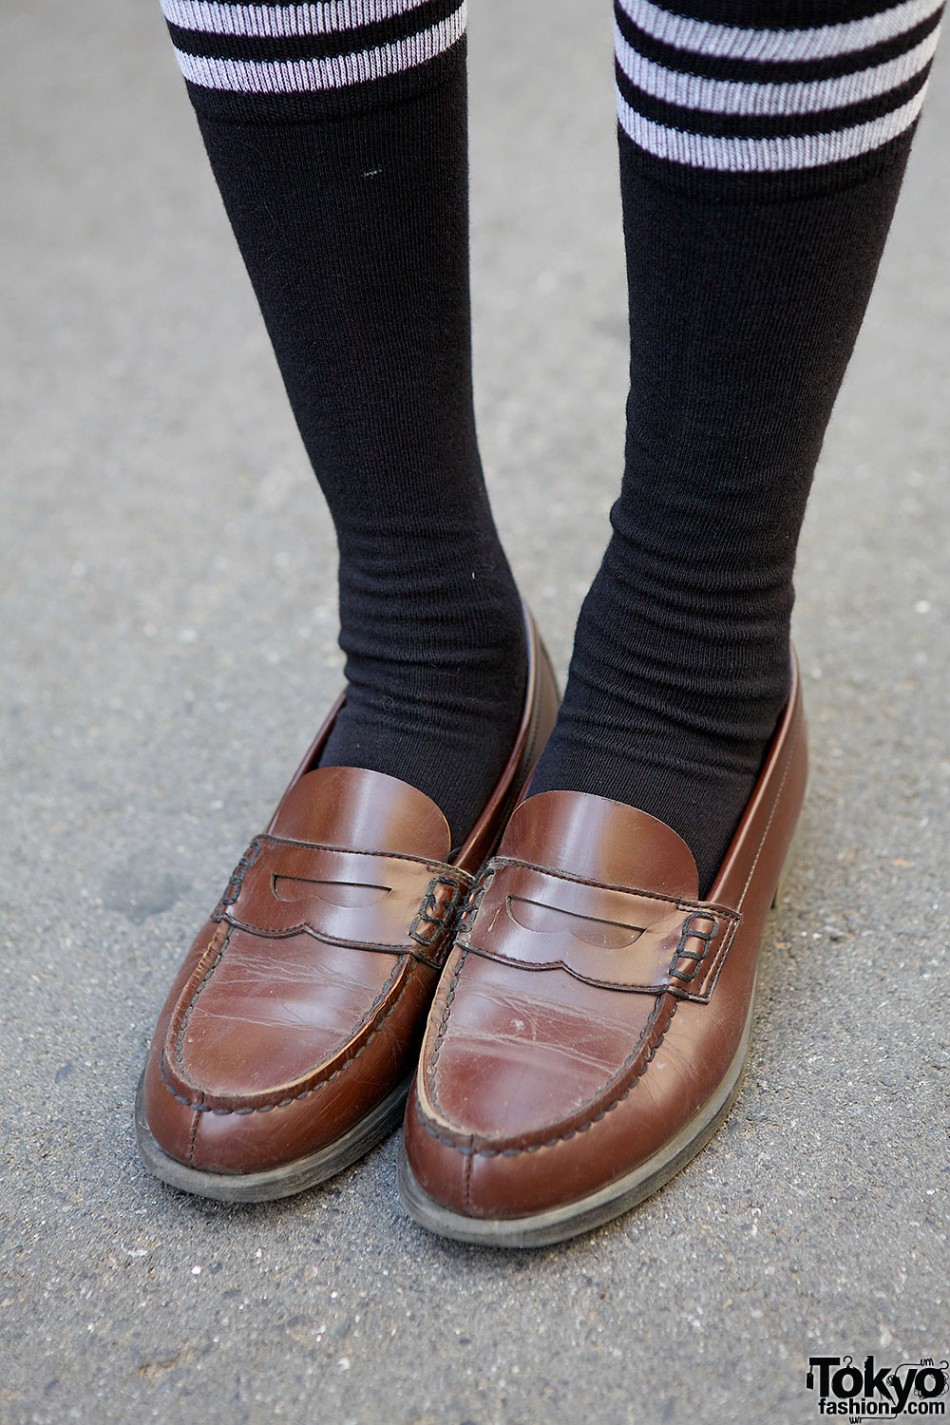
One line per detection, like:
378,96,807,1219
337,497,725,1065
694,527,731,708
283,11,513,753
420,992,676,1155
162,955,416,1114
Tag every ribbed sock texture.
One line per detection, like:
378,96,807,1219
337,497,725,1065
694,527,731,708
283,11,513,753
163,4,526,845
532,0,941,893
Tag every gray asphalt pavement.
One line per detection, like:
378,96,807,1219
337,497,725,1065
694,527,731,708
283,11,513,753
2,3,948,1423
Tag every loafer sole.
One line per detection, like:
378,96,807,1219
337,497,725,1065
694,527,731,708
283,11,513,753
135,1070,411,1203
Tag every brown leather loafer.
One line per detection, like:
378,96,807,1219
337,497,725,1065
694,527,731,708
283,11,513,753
400,654,807,1246
135,607,559,1201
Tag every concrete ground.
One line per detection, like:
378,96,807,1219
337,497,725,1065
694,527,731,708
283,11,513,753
2,3,948,1422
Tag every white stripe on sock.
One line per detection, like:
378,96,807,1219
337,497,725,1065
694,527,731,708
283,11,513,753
617,84,928,168
171,5,464,89
617,0,943,64
161,0,430,39
615,21,941,116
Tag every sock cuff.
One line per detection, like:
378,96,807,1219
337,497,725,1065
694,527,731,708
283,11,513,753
162,0,467,120
614,0,944,197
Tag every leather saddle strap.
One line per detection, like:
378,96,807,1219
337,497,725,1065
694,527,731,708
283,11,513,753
215,835,473,969
456,857,741,1004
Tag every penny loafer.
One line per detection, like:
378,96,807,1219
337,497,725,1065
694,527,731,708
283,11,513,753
135,605,559,1201
399,653,807,1246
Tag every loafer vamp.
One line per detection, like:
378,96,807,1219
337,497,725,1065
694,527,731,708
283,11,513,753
147,827,467,1173
421,948,660,1141
151,950,437,1177
162,830,465,1108
164,927,422,1104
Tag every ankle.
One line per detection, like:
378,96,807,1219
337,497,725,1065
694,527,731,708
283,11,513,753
321,583,528,844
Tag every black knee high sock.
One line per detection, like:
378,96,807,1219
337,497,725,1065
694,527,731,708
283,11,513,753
161,2,525,844
532,0,943,892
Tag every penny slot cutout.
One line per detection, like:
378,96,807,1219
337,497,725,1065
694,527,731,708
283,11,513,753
505,895,644,949
271,876,392,908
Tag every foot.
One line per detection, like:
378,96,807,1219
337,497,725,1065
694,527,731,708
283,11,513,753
136,608,559,1201
400,658,807,1246
320,555,529,851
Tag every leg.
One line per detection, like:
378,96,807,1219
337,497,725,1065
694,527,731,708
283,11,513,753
403,0,944,1243
161,0,527,846
530,0,944,893
136,2,560,1200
